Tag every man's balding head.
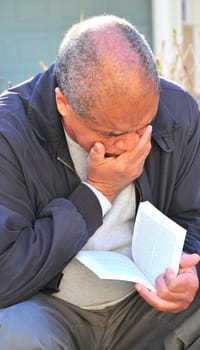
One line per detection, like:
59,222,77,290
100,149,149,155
55,15,159,120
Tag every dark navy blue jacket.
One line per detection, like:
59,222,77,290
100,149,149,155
0,65,200,307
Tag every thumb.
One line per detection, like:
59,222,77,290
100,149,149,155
180,253,200,269
89,142,105,162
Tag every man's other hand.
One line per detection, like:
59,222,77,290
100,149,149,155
135,253,200,313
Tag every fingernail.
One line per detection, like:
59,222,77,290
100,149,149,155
93,142,101,152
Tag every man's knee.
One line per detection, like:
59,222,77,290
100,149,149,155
0,295,73,350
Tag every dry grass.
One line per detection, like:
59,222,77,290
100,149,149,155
1,30,200,103
156,29,200,100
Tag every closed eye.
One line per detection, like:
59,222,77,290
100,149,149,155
102,130,129,138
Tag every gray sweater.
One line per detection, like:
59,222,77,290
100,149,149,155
55,134,136,309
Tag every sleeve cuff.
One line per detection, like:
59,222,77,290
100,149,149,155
68,183,103,236
82,182,111,216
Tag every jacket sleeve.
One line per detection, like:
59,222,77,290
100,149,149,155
168,95,200,277
0,134,103,307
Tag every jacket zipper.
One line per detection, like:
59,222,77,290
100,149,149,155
57,155,81,181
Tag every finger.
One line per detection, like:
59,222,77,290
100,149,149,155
163,268,177,288
135,125,152,154
180,253,200,269
136,125,152,158
156,268,199,305
89,142,106,163
135,284,182,312
156,270,177,293
159,267,198,291
145,124,153,137
121,125,152,163
156,270,187,300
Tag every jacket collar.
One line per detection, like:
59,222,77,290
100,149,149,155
151,78,180,153
28,64,67,156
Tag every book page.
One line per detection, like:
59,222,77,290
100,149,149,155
76,202,186,292
76,250,155,291
132,201,186,285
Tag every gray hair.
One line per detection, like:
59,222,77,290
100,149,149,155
55,15,159,119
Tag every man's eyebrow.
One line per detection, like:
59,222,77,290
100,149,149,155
101,130,129,137
92,115,157,137
91,126,129,137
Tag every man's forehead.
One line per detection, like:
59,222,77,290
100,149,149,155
85,94,159,134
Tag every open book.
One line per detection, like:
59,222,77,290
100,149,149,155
76,201,186,292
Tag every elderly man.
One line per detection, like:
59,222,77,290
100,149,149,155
0,15,200,350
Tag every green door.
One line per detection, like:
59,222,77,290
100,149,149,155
0,0,152,91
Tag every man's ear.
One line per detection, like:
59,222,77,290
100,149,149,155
55,87,69,117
